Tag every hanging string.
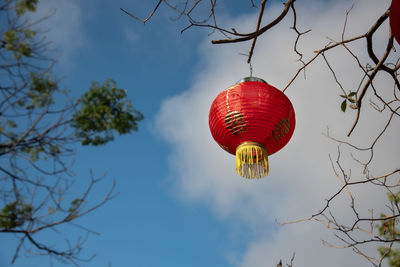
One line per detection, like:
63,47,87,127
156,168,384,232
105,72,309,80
239,53,254,77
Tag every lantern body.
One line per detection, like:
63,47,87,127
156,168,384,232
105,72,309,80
209,77,295,178
391,0,400,44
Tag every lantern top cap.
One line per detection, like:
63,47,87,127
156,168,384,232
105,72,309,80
236,77,268,84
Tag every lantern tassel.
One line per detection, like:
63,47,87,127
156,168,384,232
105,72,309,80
235,142,269,179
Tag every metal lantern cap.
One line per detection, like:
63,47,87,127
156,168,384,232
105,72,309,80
236,77,267,84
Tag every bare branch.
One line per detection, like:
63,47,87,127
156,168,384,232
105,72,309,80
120,0,163,24
347,33,394,136
212,0,295,44
247,0,267,64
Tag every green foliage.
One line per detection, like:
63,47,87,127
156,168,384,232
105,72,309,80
0,1,143,261
377,191,400,267
26,72,56,109
15,0,39,15
65,198,84,221
3,29,35,59
340,99,347,112
16,142,61,162
49,144,61,154
0,201,33,229
68,198,83,213
378,247,400,267
20,146,44,162
6,120,17,129
339,91,357,112
72,79,144,146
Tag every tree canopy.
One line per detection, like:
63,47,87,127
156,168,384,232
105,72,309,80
0,0,143,264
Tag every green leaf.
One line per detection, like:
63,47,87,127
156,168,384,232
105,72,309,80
341,100,347,112
65,198,84,221
49,144,60,154
0,201,33,229
6,120,17,128
15,0,39,15
68,198,83,213
72,79,143,146
17,100,25,107
339,94,346,98
27,72,56,108
376,191,400,266
21,146,45,162
4,30,16,42
3,28,35,59
348,92,357,97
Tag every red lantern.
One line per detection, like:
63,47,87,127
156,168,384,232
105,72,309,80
209,77,295,179
391,0,400,44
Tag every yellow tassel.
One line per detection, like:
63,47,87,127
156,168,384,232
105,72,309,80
235,142,269,179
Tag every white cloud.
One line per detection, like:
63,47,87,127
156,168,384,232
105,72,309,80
155,0,398,266
29,0,84,66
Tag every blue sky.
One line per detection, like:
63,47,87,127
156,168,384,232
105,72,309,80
1,0,399,266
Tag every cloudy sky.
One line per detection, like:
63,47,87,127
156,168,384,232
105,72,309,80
1,0,398,266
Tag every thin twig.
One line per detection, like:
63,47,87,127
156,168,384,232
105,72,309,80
120,0,163,24
247,0,267,64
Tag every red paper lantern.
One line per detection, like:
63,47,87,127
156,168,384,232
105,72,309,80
209,77,295,179
391,0,400,44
